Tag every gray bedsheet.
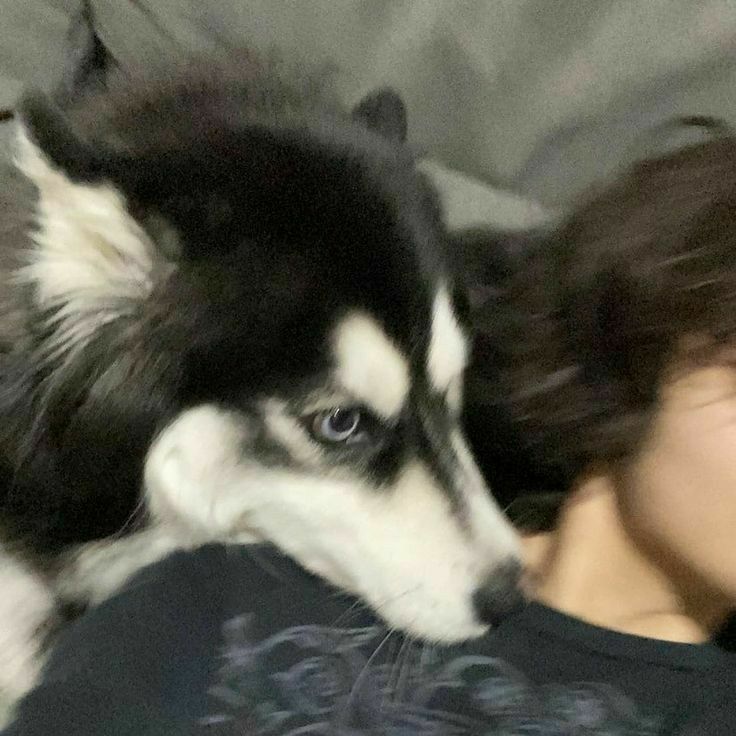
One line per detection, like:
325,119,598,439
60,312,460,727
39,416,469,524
1,0,736,208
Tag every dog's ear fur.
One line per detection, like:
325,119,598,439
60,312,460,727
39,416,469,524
17,92,104,182
352,88,407,143
15,93,160,316
55,0,114,106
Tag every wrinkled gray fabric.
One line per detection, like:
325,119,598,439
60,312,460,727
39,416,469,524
0,0,74,109
2,0,736,206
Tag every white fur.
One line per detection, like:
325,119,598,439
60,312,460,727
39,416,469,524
144,404,520,643
427,286,468,394
56,528,187,606
0,551,55,702
446,376,463,416
332,313,410,419
15,129,162,358
262,400,323,468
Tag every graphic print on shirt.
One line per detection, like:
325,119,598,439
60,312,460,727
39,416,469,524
201,615,662,735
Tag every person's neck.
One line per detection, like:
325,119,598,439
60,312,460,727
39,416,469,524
530,473,728,644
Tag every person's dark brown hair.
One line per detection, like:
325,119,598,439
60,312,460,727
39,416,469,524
466,135,736,496
461,133,736,648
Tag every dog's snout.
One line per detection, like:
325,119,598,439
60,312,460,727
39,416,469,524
472,559,526,627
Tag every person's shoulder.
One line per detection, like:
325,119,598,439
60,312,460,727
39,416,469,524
680,689,736,736
121,541,233,591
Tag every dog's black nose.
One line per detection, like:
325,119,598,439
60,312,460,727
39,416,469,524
472,559,526,627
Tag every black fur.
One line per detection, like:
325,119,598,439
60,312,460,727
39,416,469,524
1,57,456,555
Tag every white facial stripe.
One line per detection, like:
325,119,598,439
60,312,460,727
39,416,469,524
262,399,322,467
332,313,410,419
427,285,468,394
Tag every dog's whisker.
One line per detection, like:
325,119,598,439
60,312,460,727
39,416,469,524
340,626,397,724
241,546,294,586
329,597,366,629
381,634,402,710
369,585,422,616
112,497,147,539
388,634,408,692
381,631,411,714
394,633,416,703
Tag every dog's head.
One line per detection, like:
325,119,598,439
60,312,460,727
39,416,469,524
15,60,521,642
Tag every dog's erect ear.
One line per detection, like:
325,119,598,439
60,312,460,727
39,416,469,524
55,0,115,106
15,93,161,319
352,88,407,143
17,92,104,182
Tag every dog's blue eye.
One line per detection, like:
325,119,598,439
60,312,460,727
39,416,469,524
312,408,363,443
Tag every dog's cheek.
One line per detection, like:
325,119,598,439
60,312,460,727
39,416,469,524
143,404,259,540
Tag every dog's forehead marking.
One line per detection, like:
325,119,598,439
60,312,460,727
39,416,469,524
333,313,410,419
427,285,468,393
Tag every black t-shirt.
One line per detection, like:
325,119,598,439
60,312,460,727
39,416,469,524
4,545,734,736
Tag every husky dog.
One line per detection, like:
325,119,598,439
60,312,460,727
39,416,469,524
0,51,522,701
